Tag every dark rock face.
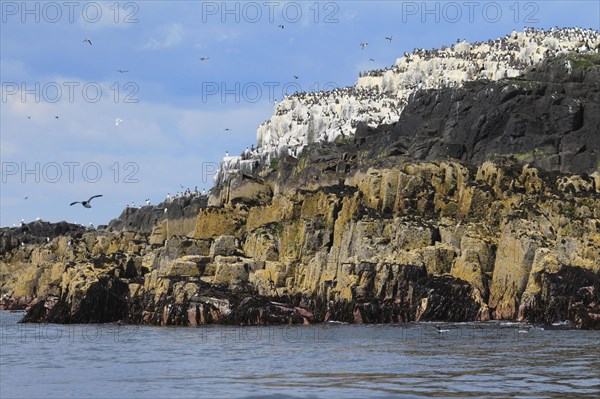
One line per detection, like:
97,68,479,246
519,266,600,329
352,54,600,174
20,277,130,324
22,263,486,326
107,195,208,233
0,221,85,253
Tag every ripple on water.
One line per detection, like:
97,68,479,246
1,315,599,399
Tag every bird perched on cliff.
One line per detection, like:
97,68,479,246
70,195,103,208
360,42,368,49
83,38,92,46
242,147,251,159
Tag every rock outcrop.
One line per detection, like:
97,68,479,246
1,29,599,329
3,154,599,328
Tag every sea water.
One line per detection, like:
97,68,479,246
1,311,599,398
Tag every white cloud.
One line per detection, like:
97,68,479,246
78,2,137,31
143,24,184,50
0,59,31,80
217,32,240,42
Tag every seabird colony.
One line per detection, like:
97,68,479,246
211,28,599,188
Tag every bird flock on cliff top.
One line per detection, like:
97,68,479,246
240,26,598,179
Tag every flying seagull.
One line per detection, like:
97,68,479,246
70,195,103,208
278,24,284,29
369,58,375,62
115,118,123,126
199,57,210,61
360,42,368,50
224,128,230,131
385,36,393,43
26,115,31,119
116,69,129,73
54,116,59,119
293,75,299,79
83,38,92,46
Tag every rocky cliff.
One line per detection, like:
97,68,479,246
250,28,599,169
1,30,599,329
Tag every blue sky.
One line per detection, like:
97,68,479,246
1,0,599,227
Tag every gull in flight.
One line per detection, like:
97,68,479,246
385,36,393,43
278,24,284,29
360,42,368,50
369,58,375,62
83,38,92,46
115,118,123,126
293,75,300,79
199,57,210,61
116,69,129,73
70,195,103,208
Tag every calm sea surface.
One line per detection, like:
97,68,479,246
1,311,599,399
